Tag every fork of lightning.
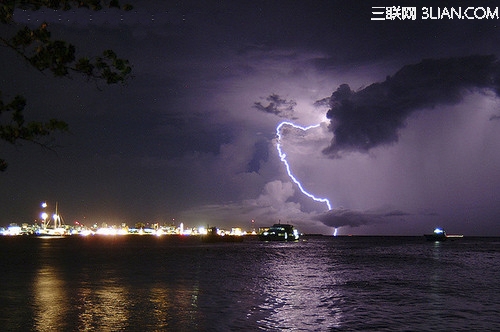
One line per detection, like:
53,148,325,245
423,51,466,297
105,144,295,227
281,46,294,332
276,121,332,211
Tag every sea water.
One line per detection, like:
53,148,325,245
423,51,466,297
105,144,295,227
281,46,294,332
0,235,498,331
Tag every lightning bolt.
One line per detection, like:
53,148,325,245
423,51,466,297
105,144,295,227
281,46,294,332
276,121,332,211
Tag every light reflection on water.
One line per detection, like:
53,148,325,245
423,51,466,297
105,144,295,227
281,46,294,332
27,237,207,331
149,285,174,330
78,282,130,331
0,236,499,331
254,241,344,330
33,266,66,331
32,242,131,331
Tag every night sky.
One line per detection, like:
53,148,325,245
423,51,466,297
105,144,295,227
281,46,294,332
2,1,500,235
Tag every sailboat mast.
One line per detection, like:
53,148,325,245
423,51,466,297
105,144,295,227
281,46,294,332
54,202,58,229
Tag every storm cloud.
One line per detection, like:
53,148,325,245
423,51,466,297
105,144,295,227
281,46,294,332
315,207,411,229
324,55,500,156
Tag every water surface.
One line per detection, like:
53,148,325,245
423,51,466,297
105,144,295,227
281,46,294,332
0,235,498,331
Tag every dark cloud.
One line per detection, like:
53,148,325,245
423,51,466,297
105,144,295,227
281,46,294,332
247,139,269,173
253,94,297,119
324,55,500,156
314,208,411,228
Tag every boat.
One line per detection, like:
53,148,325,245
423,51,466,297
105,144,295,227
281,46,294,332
201,226,244,243
35,202,70,237
258,223,299,241
424,227,463,241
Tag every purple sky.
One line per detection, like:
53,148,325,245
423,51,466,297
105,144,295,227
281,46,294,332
2,1,500,235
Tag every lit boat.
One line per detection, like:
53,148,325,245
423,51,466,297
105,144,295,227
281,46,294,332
424,227,463,241
258,223,299,241
35,202,70,237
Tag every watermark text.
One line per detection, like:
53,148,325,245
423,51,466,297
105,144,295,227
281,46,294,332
372,6,499,21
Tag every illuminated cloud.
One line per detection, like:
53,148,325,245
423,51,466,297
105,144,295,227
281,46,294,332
179,180,304,226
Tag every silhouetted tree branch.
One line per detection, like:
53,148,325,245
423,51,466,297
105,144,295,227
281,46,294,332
0,0,132,171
